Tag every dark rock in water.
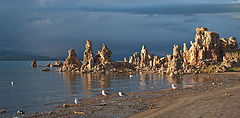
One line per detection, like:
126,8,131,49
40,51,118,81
41,68,51,72
58,49,82,72
0,109,6,114
32,60,37,68
45,62,51,67
53,60,63,67
17,110,24,115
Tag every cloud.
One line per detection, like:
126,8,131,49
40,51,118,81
31,18,52,26
1,0,240,60
38,0,55,6
232,0,240,3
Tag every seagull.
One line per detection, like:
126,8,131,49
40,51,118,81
74,97,79,104
102,90,107,96
118,92,125,97
10,81,14,86
130,75,133,78
172,84,177,90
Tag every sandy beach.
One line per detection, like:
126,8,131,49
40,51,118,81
23,72,240,118
130,73,240,118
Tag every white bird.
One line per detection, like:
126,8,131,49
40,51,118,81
172,84,177,90
129,75,133,78
10,81,14,86
118,92,125,97
102,90,107,96
74,97,79,104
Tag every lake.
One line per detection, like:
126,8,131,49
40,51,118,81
0,61,209,116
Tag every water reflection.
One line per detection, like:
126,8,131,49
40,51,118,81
61,72,81,95
166,76,183,89
60,72,224,97
139,74,147,90
81,73,111,94
81,73,93,94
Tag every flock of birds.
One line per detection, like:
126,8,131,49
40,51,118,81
74,84,177,104
74,90,126,104
101,90,126,97
9,74,177,106
7,74,179,117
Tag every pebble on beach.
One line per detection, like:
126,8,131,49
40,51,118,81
74,111,85,115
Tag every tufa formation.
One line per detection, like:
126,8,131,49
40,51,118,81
59,49,82,72
55,27,239,76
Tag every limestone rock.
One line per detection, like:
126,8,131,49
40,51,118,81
227,37,238,52
59,49,82,72
167,45,183,75
153,56,160,67
183,27,222,65
124,57,128,62
54,60,63,67
140,45,149,67
94,44,113,66
221,52,240,68
129,52,140,66
82,40,95,71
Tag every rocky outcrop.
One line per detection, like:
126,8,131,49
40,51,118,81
45,62,51,67
221,52,240,68
221,37,238,53
81,40,95,71
140,45,149,67
183,27,222,65
58,49,82,72
55,27,238,76
128,46,160,69
94,44,113,66
129,27,238,76
129,52,140,66
54,60,63,67
124,57,128,62
41,68,52,72
166,45,184,76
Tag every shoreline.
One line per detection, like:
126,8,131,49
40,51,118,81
23,72,240,118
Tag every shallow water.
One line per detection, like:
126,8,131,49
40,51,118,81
0,61,215,116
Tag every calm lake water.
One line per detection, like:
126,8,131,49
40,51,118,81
0,61,216,116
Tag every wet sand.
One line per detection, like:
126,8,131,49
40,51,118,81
24,72,240,118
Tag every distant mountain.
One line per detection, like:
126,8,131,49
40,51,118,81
0,55,61,61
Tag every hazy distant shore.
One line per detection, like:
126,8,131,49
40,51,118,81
0,55,62,61
24,72,240,118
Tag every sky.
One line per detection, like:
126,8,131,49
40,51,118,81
0,0,240,60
